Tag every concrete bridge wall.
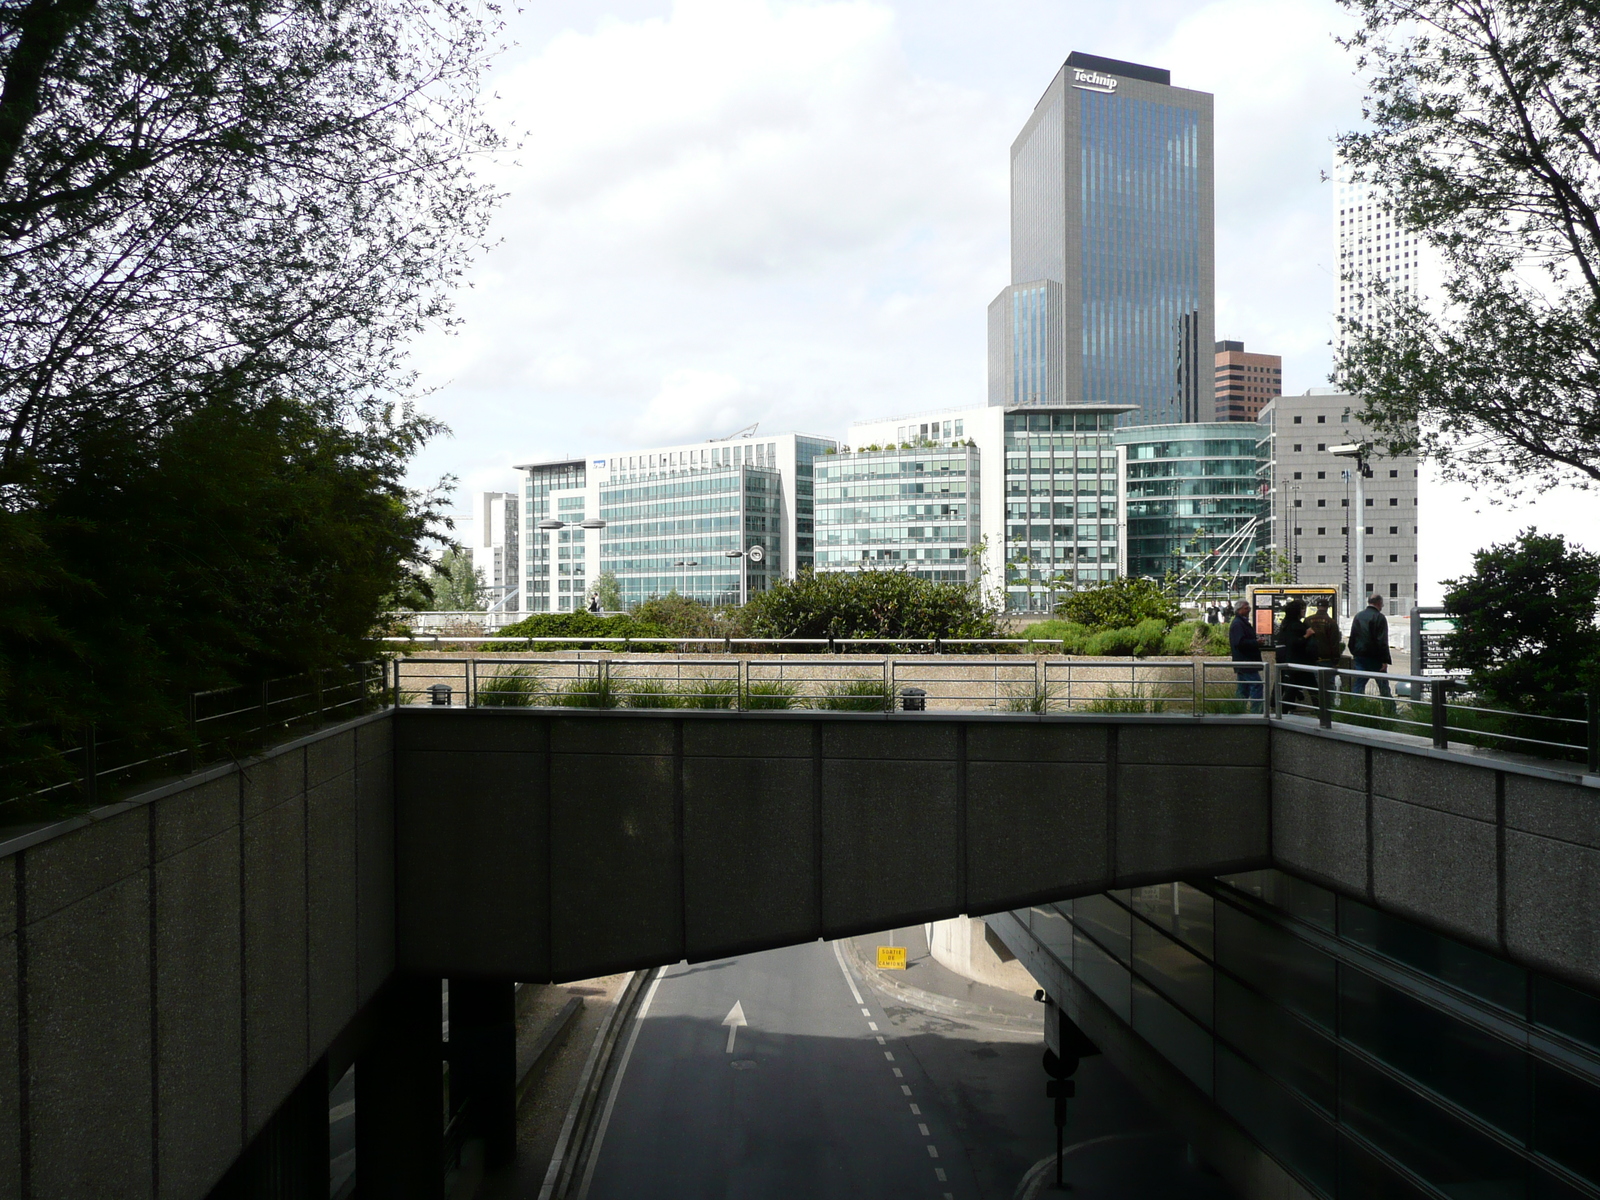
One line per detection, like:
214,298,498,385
3,704,1598,1198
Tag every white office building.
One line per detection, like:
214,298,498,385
470,491,520,613
514,432,836,612
1334,156,1442,351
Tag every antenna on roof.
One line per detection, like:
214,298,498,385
710,422,759,441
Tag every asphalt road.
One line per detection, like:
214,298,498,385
580,939,967,1200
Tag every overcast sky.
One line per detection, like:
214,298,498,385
409,0,1597,602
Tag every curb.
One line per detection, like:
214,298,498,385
535,969,653,1200
516,996,583,1105
842,937,1043,1033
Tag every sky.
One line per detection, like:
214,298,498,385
408,0,1598,602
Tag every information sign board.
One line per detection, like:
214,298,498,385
1245,585,1341,649
1411,606,1459,677
876,946,907,970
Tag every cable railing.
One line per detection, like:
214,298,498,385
1,662,388,823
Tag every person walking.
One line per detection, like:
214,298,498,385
1229,599,1263,713
1307,601,1343,703
1348,594,1395,704
1276,599,1315,714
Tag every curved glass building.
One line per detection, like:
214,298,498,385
1115,423,1266,584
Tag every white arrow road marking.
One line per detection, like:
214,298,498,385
722,1000,747,1053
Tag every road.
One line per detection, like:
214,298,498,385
580,939,968,1199
574,933,1236,1200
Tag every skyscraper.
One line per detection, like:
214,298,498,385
989,52,1215,425
1214,339,1282,422
1334,156,1438,350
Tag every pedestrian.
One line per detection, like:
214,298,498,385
1348,594,1395,705
1229,599,1263,713
1275,599,1315,714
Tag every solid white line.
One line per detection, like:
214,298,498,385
833,940,866,1006
725,1024,738,1054
574,970,666,1200
536,970,637,1200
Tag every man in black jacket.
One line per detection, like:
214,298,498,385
1348,594,1394,703
1229,599,1263,713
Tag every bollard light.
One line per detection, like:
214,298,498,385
427,683,453,706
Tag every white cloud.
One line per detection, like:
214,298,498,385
633,368,753,443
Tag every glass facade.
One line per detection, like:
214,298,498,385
522,460,586,613
1003,408,1121,611
1078,91,1205,424
1009,870,1600,1200
599,465,779,607
793,435,833,573
813,446,980,582
1115,423,1266,585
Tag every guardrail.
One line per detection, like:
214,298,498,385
1,661,388,820
392,656,1275,717
383,635,1054,651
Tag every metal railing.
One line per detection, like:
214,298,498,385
391,656,1274,717
383,634,1055,652
2,662,388,820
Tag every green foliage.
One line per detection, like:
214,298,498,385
420,546,485,612
476,667,543,708
740,568,1000,641
743,680,798,710
816,678,891,712
680,678,739,710
492,613,669,647
553,676,620,709
632,593,736,638
1333,0,1600,492
594,571,623,613
1084,626,1141,657
1160,620,1230,657
1003,681,1059,713
621,678,682,709
1057,578,1182,632
1441,529,1600,711
1,395,438,785
1023,620,1093,653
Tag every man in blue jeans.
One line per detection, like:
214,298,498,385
1229,599,1263,713
1348,594,1395,704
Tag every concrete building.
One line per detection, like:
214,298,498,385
1214,340,1282,423
1335,156,1440,350
989,52,1215,425
515,432,836,612
1114,423,1266,588
1258,389,1419,609
470,491,520,613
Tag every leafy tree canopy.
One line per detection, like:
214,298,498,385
491,612,668,645
417,546,485,612
1442,529,1600,705
632,593,736,638
1056,577,1182,632
740,569,1001,640
1334,0,1600,493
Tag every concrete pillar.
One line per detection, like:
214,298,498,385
448,979,517,1169
356,977,443,1200
206,1058,330,1200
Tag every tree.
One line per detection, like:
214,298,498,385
1,0,502,484
1441,529,1600,706
1056,577,1182,632
422,546,485,612
594,571,623,613
1334,0,1600,494
741,568,1001,640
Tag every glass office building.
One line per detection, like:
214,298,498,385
1115,423,1266,584
993,52,1214,425
997,869,1600,1200
1003,408,1123,610
813,446,980,582
519,459,586,613
599,464,779,607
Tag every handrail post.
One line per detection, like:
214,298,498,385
1316,669,1332,729
185,691,199,771
883,659,891,712
1587,690,1598,774
469,658,477,708
1266,661,1278,720
82,723,98,805
1431,680,1448,749
1193,659,1200,717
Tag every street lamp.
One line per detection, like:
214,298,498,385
536,516,606,612
1330,443,1371,608
723,544,765,605
672,558,700,598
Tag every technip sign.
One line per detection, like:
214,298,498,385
1071,68,1117,93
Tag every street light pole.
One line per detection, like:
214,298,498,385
537,516,607,612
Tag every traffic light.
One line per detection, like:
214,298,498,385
1038,995,1100,1189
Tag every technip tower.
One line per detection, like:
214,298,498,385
988,52,1215,426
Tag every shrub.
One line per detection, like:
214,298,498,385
1084,627,1141,656
741,568,1000,640
817,678,891,711
1129,618,1169,656
1003,681,1059,713
1057,577,1182,632
1023,620,1093,654
492,612,668,647
553,676,620,708
743,680,798,710
476,666,543,707
680,678,739,709
621,678,682,709
632,594,738,639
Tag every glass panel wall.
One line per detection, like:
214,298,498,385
814,446,979,583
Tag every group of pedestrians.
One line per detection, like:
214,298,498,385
1227,594,1394,714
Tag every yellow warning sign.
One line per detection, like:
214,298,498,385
877,946,907,970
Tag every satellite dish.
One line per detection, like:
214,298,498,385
746,544,765,564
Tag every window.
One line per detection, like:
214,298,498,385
1365,555,1373,563
1294,500,1303,508
1389,526,1398,535
1294,527,1303,536
1292,443,1302,452
1389,554,1398,562
1316,415,1326,424
1317,527,1326,535
1389,497,1399,506
1389,469,1398,477
1293,416,1302,424
1292,471,1302,480
1365,526,1373,535
1341,499,1348,507
1316,471,1326,480
1316,554,1326,563
1316,499,1326,508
